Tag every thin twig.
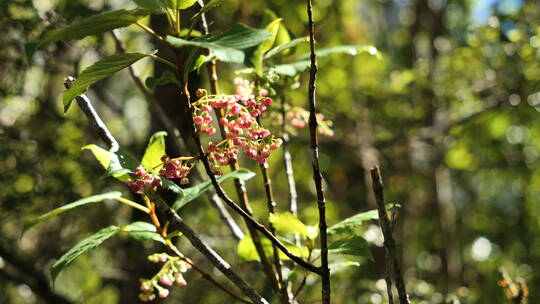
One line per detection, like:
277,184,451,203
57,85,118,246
370,166,409,304
197,3,281,292
167,242,251,304
64,77,119,151
280,94,300,246
176,66,320,274
147,190,269,304
306,0,331,302
111,32,245,241
64,81,266,303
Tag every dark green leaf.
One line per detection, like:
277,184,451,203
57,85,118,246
327,209,379,235
28,9,149,62
23,192,122,233
24,41,40,63
171,169,255,210
166,24,271,63
132,0,168,14
122,221,165,244
328,236,372,259
63,52,152,112
51,226,120,283
185,48,207,74
141,131,167,173
145,71,180,89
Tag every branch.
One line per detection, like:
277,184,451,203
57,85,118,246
147,190,268,304
306,0,331,302
197,3,281,292
64,80,265,303
370,166,409,304
110,32,244,241
64,77,119,151
176,69,320,275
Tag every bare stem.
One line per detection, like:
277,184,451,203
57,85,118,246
370,166,409,304
134,21,165,42
306,0,331,302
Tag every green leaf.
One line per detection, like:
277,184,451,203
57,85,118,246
327,209,379,235
264,37,308,59
24,41,40,63
145,70,180,89
176,0,199,9
171,169,255,210
122,221,165,244
185,48,207,74
23,192,122,233
329,260,361,275
83,145,140,182
141,131,167,173
237,235,308,262
270,60,310,76
166,24,271,63
63,52,152,112
269,212,318,239
250,19,282,75
297,45,381,60
82,145,112,169
51,226,120,283
190,0,223,22
328,236,372,259
133,0,168,14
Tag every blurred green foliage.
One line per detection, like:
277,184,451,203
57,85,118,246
1,0,539,303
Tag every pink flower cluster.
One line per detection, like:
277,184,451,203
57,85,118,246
139,253,191,302
159,155,190,185
126,166,161,194
269,106,335,137
192,78,283,173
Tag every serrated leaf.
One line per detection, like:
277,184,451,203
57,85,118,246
63,52,152,112
23,192,122,234
141,131,167,173
328,236,372,259
269,212,318,239
145,70,180,89
166,24,271,63
264,37,308,59
237,235,308,262
172,169,255,210
327,209,379,235
51,226,120,283
122,221,165,244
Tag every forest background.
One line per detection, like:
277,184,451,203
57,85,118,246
0,0,538,303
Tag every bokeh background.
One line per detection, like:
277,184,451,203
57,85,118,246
1,0,538,303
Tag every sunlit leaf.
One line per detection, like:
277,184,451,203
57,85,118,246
141,131,167,173
327,209,379,235
51,226,120,283
249,18,282,75
237,235,308,262
328,236,372,259
122,221,165,244
23,192,122,234
269,212,317,239
264,37,308,59
63,52,153,112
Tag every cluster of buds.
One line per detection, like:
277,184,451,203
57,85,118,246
192,78,282,173
139,253,191,302
126,166,161,195
158,155,191,185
